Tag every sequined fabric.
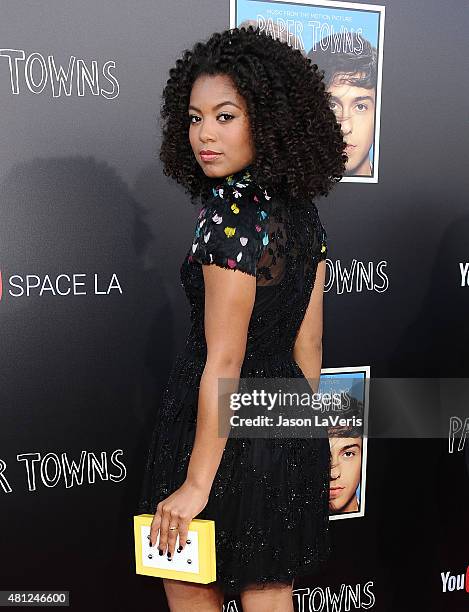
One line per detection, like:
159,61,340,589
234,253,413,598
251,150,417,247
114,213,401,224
187,163,271,275
136,165,331,596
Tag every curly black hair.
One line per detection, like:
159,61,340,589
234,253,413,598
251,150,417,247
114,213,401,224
159,25,347,206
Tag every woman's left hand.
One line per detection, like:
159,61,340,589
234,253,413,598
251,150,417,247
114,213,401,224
149,480,210,558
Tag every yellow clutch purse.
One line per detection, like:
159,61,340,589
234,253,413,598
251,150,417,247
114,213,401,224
133,514,217,584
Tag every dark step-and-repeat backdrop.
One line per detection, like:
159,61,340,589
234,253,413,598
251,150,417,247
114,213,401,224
1,1,467,611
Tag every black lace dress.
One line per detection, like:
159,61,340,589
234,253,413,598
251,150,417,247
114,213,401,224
137,164,331,596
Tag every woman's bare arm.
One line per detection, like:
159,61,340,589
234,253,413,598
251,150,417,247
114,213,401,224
185,264,256,493
293,260,326,393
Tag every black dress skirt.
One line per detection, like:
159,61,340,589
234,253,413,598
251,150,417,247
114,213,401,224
136,164,331,597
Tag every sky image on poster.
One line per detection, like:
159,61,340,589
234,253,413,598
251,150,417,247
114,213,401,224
231,0,385,183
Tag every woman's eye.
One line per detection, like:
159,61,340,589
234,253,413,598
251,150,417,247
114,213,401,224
188,113,234,124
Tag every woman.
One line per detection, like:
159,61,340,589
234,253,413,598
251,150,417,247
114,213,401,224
137,26,346,611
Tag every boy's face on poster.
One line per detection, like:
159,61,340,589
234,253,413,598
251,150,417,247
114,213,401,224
188,73,255,179
329,436,362,513
327,74,375,176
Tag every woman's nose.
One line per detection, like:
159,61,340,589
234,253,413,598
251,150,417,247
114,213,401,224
199,118,217,142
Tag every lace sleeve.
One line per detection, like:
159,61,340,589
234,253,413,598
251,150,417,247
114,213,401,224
318,223,327,261
190,183,270,277
314,204,328,261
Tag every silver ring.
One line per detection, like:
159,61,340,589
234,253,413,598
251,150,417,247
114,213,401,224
169,526,178,530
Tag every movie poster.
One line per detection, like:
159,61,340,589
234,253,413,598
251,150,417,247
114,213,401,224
231,0,385,183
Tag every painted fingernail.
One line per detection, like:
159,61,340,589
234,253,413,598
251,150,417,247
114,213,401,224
159,549,163,556
177,546,182,553
167,551,171,558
